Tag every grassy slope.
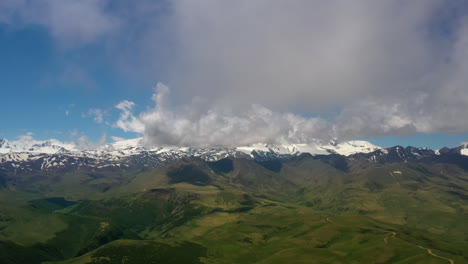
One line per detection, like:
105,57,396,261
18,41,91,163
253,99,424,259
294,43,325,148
1,156,468,263
44,240,207,264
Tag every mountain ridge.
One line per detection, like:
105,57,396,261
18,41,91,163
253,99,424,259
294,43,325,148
0,137,467,173
0,137,382,156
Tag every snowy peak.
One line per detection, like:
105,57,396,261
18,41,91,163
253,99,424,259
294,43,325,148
458,143,468,156
236,143,328,156
106,137,143,150
235,140,381,157
321,140,382,156
354,145,438,163
0,138,8,146
0,138,77,154
436,143,468,156
93,137,145,155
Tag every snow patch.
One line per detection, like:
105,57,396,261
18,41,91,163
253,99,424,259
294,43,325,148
461,148,468,156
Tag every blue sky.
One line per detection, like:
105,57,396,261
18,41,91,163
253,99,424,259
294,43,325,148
0,24,148,142
0,1,468,149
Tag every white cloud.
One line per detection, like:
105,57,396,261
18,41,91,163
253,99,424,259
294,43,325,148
115,100,145,133
111,136,125,142
63,104,75,117
17,132,35,142
116,83,331,147
75,133,107,150
85,108,105,124
69,129,80,138
163,0,468,138
67,130,107,150
116,81,468,147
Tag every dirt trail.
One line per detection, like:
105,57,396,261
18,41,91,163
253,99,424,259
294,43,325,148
383,232,454,263
389,172,401,186
384,232,396,243
326,217,333,223
418,246,454,264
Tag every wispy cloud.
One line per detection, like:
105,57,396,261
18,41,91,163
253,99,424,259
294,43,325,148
69,128,80,138
17,132,35,142
0,0,120,47
83,108,105,124
64,104,75,117
75,133,107,150
66,129,106,149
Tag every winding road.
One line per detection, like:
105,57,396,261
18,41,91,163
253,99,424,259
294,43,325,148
418,246,454,264
383,232,454,263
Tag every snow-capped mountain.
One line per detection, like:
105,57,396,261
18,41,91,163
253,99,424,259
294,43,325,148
459,143,468,156
321,140,382,156
0,137,383,171
0,136,466,172
0,138,77,154
0,137,381,156
0,137,381,158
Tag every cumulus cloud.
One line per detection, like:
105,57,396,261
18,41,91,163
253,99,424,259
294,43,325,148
113,0,468,142
116,83,331,147
115,100,145,133
116,81,468,147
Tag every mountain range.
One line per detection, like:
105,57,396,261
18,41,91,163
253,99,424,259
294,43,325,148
0,137,382,156
1,137,468,263
1,137,467,171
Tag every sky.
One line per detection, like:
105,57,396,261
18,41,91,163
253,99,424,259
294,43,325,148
1,0,468,149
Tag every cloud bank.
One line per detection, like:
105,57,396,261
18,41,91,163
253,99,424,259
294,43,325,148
116,78,468,147
167,0,468,138
3,1,468,145
116,83,330,147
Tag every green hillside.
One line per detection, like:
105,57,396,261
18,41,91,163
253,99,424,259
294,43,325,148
1,156,467,263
